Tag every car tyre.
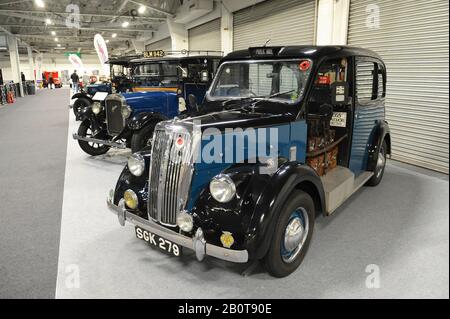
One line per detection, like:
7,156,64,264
73,97,91,118
130,124,156,153
366,140,387,187
264,190,315,278
77,120,110,156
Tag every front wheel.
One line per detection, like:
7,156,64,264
130,124,156,153
264,190,315,278
77,120,110,156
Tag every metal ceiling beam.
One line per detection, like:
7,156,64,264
0,24,154,32
128,0,174,17
0,8,165,20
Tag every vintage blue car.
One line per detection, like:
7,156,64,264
70,55,137,118
107,46,391,277
73,52,222,155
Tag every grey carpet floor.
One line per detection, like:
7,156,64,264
0,89,69,298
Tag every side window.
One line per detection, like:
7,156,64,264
377,63,385,99
307,58,348,112
356,59,376,103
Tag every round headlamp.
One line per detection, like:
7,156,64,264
124,189,138,210
92,102,102,114
209,174,236,203
121,105,132,118
176,211,193,232
128,153,145,176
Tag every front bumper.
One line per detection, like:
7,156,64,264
73,133,127,149
106,192,249,264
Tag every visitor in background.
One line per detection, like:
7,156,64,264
21,72,25,82
70,70,79,94
48,74,54,89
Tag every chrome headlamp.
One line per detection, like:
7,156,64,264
92,101,103,114
128,153,145,176
121,104,132,118
209,174,236,203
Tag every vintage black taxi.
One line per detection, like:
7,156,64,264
107,46,391,277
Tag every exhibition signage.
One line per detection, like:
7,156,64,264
68,53,84,72
94,34,110,76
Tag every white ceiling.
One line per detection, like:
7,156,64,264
0,0,181,55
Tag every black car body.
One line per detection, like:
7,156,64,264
107,46,391,277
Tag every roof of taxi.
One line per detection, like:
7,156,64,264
130,55,222,64
221,46,383,62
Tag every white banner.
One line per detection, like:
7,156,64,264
68,54,84,73
94,34,110,76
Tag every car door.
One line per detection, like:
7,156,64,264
349,57,386,174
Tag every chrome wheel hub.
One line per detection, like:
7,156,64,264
281,208,309,263
376,147,386,178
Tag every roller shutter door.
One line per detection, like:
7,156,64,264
348,0,449,173
188,19,221,51
145,37,172,51
233,0,316,50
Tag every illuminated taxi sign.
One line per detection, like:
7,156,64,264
250,47,281,57
143,50,165,58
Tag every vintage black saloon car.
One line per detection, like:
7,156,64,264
107,46,391,277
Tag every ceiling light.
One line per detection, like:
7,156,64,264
112,33,117,38
138,5,146,14
51,31,56,36
106,40,110,43
45,18,52,25
54,38,58,42
57,44,61,47
122,21,129,28
35,0,45,8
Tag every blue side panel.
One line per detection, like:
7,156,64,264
349,103,385,174
290,120,308,163
121,91,178,118
186,123,293,210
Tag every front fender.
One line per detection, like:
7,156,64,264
246,162,325,259
127,112,169,131
367,120,391,172
71,92,92,101
191,161,326,259
113,148,152,216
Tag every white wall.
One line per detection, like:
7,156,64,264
1,53,106,82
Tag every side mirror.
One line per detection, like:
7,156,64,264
188,94,199,112
331,81,349,105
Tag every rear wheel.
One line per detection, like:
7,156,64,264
130,124,156,153
264,190,315,278
73,97,91,118
77,120,110,156
366,140,387,186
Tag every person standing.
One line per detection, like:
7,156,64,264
48,74,54,89
70,70,79,94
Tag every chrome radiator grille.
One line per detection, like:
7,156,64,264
105,98,124,135
148,125,194,226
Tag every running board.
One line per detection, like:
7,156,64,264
321,166,374,215
72,134,127,149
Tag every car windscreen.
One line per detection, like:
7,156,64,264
132,61,179,87
209,60,312,104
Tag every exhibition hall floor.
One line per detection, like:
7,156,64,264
0,89,448,298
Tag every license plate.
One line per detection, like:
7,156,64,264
135,226,182,257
